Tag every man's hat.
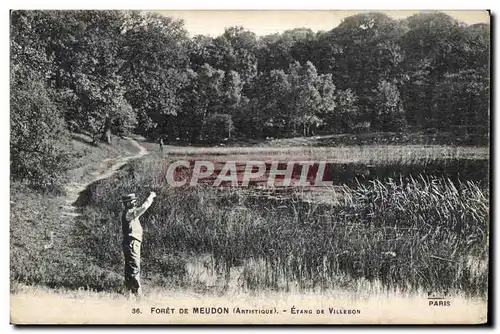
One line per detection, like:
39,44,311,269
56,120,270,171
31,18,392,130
122,193,137,203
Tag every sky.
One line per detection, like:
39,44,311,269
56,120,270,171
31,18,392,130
151,10,491,37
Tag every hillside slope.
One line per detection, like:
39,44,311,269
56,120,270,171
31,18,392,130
10,134,148,291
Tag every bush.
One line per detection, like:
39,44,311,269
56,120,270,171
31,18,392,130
11,79,72,192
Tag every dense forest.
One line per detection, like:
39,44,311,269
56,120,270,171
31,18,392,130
11,10,490,190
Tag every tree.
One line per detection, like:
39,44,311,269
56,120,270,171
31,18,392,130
121,12,190,138
204,113,234,142
373,80,407,132
256,33,294,72
326,13,407,125
463,23,490,71
11,10,72,190
34,11,138,143
330,89,360,133
287,61,338,136
177,64,226,142
400,12,469,129
246,69,291,138
433,69,489,138
220,27,258,85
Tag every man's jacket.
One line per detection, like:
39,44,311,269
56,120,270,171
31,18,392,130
121,195,154,242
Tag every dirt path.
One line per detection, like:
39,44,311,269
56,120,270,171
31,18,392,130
60,137,148,220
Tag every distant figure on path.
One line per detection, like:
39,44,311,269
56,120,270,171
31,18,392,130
159,137,164,153
121,192,157,297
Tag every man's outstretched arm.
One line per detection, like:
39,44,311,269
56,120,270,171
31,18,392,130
131,192,157,219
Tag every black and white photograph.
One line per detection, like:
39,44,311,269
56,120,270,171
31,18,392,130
9,9,491,324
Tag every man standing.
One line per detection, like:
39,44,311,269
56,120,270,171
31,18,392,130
121,192,157,297
159,137,164,153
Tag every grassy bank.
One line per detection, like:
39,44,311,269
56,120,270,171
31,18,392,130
10,135,142,292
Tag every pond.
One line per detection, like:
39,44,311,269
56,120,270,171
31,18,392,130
176,158,489,189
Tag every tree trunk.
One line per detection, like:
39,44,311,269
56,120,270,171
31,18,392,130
101,116,112,144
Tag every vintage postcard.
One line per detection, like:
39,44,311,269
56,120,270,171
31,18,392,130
10,9,490,324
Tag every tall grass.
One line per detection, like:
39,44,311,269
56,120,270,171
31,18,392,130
9,182,124,292
73,157,489,296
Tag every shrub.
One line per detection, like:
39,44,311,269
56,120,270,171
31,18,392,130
11,79,72,192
